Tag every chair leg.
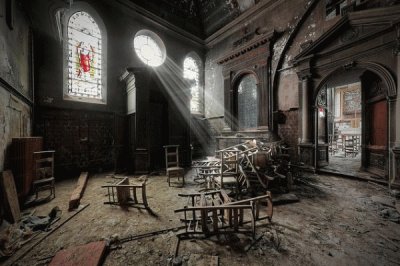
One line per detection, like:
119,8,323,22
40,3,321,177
142,184,148,208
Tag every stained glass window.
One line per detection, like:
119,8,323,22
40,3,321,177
134,34,165,67
184,56,201,113
67,11,102,99
238,74,258,129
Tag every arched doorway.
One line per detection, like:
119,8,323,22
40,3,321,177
315,68,389,179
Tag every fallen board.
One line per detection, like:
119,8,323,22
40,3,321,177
49,241,106,266
1,170,21,223
68,172,89,211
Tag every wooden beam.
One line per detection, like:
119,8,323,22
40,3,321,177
1,170,21,223
68,172,89,211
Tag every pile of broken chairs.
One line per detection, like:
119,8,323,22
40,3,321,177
192,140,306,196
176,139,306,239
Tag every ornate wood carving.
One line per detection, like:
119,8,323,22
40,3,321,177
217,30,276,132
217,30,275,65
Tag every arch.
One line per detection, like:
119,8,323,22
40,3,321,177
62,2,107,104
232,69,260,88
312,61,395,178
313,61,396,104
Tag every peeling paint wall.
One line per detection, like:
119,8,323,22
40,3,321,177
0,0,32,171
0,88,31,172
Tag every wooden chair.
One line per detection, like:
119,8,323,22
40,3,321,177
102,176,148,209
164,145,185,186
175,190,273,239
344,138,357,157
32,151,56,200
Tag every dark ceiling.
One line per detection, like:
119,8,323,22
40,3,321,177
131,0,260,38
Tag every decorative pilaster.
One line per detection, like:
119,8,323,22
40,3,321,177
391,27,400,184
300,72,312,144
297,70,315,170
222,70,234,132
257,63,270,130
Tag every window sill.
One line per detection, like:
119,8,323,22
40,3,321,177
63,94,106,105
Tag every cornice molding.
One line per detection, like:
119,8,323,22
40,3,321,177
217,30,276,65
294,5,400,64
205,0,282,48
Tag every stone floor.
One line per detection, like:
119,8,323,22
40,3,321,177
320,151,386,182
2,170,400,265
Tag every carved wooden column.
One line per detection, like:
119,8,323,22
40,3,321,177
392,33,400,184
257,63,269,130
222,70,234,131
297,70,315,169
300,74,312,143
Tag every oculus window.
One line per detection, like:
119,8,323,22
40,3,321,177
65,10,105,103
237,74,258,129
134,30,166,67
183,56,201,114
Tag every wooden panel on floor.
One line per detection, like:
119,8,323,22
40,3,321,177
49,241,107,266
1,170,21,223
68,172,89,211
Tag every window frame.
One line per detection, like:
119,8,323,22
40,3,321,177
183,52,203,116
233,72,259,131
134,29,166,67
62,3,107,104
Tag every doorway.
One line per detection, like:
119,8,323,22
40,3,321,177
316,69,388,179
324,82,362,173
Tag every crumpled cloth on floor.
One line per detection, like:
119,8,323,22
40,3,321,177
0,206,61,258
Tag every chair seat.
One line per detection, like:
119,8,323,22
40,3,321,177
214,176,237,185
167,166,184,172
33,177,55,185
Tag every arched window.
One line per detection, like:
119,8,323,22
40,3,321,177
63,5,106,104
183,55,202,114
237,74,258,129
134,30,166,67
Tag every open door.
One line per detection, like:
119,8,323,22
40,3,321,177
362,72,388,178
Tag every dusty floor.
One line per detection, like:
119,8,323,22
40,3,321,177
3,170,400,266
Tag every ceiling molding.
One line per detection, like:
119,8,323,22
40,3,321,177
205,0,282,48
110,0,206,49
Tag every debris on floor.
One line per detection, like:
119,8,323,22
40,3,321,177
49,240,107,266
380,208,400,223
0,206,62,258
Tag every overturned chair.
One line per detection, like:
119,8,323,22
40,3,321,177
102,176,148,209
175,190,273,239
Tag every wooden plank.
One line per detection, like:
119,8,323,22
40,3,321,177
68,172,89,211
49,241,106,266
1,170,21,223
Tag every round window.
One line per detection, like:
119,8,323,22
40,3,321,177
134,30,166,67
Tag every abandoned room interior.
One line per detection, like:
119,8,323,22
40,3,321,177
1,0,400,265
